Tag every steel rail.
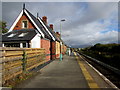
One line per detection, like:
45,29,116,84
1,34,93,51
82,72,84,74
78,52,120,76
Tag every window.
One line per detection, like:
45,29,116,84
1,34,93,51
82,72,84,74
22,20,28,28
23,43,26,48
4,43,20,47
8,33,16,37
18,33,28,37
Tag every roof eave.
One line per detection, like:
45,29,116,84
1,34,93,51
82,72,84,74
38,17,56,41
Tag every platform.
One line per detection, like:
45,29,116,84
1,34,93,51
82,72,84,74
15,52,116,89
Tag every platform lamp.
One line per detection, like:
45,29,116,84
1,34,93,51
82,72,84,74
60,19,65,61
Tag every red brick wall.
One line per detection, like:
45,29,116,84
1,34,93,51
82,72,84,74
41,39,50,61
51,41,56,60
13,14,35,30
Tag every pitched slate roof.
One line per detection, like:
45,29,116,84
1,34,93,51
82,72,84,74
38,18,65,43
24,9,52,40
2,29,37,42
37,17,60,42
47,27,60,42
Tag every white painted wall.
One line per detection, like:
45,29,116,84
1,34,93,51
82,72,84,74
31,34,41,48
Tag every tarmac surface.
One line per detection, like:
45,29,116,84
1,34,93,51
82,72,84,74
15,52,114,89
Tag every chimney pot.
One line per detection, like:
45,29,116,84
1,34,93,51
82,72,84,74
56,32,59,34
56,32,60,37
42,16,47,24
49,24,53,30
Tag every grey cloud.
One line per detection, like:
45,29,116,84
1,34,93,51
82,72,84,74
0,2,2,21
62,2,117,30
65,31,118,47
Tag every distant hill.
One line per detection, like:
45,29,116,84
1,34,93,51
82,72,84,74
71,44,92,48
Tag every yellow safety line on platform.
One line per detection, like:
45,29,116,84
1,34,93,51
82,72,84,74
74,52,99,89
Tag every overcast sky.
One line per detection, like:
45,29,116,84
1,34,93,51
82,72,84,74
2,1,119,47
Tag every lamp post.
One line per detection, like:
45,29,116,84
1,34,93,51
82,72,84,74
60,19,65,61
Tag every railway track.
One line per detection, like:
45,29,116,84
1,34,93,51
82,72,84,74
78,52,120,89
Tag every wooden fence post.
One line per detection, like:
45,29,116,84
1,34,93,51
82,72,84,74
21,50,27,73
3,48,6,59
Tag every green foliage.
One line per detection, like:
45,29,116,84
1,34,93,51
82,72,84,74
89,43,120,53
0,21,8,33
80,43,120,70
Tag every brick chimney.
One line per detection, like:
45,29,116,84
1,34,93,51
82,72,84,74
49,24,53,30
42,16,47,24
56,32,60,37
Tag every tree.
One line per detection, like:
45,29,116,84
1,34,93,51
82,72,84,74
0,21,8,33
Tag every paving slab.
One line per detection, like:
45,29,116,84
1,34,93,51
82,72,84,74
15,53,114,89
78,54,115,89
16,54,89,88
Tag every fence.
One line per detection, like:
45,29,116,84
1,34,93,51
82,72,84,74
0,47,46,84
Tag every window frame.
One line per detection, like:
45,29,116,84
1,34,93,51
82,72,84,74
21,20,28,29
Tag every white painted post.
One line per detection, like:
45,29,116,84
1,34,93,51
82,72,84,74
68,48,71,56
2,43,4,47
26,43,28,48
29,42,31,48
20,43,23,48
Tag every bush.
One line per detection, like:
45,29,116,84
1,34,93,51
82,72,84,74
79,43,120,70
